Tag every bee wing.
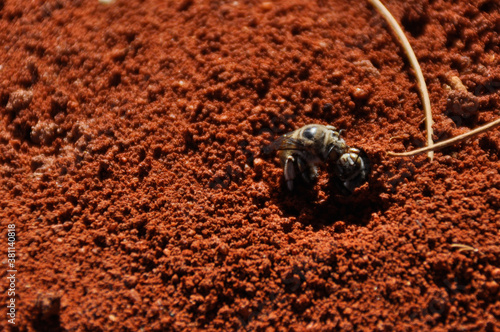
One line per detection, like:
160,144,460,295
262,135,308,155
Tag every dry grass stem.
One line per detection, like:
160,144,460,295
451,243,480,253
368,0,435,161
388,117,500,157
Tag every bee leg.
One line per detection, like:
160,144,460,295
297,158,317,184
284,156,296,191
302,166,318,184
307,165,319,183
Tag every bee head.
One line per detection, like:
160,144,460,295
334,148,371,193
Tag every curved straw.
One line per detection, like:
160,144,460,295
368,0,435,161
388,117,500,157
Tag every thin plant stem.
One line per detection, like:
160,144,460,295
388,117,500,157
368,0,435,161
451,243,480,254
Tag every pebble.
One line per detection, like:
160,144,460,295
491,268,500,280
6,89,33,112
260,2,273,11
351,87,370,100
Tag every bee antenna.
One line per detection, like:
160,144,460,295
339,129,345,136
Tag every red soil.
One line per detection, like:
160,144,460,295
1,0,499,330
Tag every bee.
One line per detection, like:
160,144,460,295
264,124,370,192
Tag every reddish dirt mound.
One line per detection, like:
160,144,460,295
1,0,499,330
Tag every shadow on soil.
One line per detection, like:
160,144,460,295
270,173,388,231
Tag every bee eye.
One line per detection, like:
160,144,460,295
303,126,317,139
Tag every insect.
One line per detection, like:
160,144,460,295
265,124,370,193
